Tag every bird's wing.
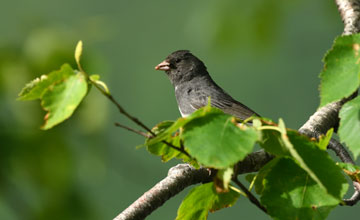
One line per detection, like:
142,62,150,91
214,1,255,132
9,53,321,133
188,90,259,120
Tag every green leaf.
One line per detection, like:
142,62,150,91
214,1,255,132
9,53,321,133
147,106,223,146
318,128,334,151
337,162,360,182
260,119,347,199
261,158,348,220
18,64,74,101
146,121,180,162
41,72,88,129
176,182,239,220
145,121,198,166
287,131,348,200
146,135,181,162
319,34,360,107
338,96,360,159
182,112,259,169
259,129,289,156
253,157,280,195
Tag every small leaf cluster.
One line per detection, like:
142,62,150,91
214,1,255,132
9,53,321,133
146,105,349,219
18,41,108,130
319,34,360,159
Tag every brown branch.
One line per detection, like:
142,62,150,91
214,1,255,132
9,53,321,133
114,164,213,220
335,0,360,35
232,177,267,214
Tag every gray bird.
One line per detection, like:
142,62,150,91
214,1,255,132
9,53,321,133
155,50,259,119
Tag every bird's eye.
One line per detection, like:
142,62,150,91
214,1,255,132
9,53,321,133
175,58,181,63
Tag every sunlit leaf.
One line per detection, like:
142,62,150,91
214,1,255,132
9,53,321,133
176,182,239,220
319,34,360,106
75,40,83,69
41,72,88,129
318,128,333,151
182,112,258,169
18,64,74,101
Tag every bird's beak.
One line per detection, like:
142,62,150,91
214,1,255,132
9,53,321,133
155,60,170,71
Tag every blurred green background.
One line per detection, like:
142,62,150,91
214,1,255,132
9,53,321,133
1,0,359,219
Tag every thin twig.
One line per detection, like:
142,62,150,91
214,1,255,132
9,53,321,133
93,81,193,160
232,176,267,214
91,81,156,136
115,122,151,138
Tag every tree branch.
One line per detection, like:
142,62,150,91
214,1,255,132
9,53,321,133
114,1,360,219
114,164,213,220
335,0,360,35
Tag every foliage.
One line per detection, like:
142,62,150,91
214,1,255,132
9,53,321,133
176,182,239,220
18,33,360,220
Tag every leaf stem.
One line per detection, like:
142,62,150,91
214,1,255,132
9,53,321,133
257,126,282,132
232,176,267,214
91,81,156,136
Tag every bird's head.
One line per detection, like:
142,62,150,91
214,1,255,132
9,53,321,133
155,50,208,85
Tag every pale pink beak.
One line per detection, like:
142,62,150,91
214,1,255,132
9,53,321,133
155,60,170,71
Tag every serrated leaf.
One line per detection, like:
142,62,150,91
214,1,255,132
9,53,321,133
18,64,74,101
287,131,348,200
176,182,239,220
182,113,258,169
259,120,347,200
319,34,360,107
261,158,348,220
318,128,333,151
338,96,360,159
41,72,88,129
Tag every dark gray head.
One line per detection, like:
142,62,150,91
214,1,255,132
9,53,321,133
155,50,208,85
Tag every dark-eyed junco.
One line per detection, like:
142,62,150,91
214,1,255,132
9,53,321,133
155,50,259,120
